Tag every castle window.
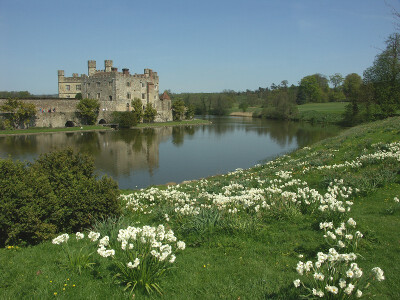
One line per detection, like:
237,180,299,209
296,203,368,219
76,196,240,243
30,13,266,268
96,82,100,87
87,83,90,88
97,93,100,99
66,85,70,91
126,82,131,87
142,93,146,100
127,93,131,99
109,81,112,87
76,85,81,91
141,82,145,88
109,96,112,101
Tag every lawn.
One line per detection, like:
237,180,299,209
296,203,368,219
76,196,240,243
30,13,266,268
1,116,399,299
297,102,348,114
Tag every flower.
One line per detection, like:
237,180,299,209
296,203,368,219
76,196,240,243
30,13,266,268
325,285,338,294
344,283,355,295
75,232,84,240
127,258,140,269
356,289,362,297
177,241,186,250
88,231,100,242
372,267,385,281
293,279,301,288
52,233,69,245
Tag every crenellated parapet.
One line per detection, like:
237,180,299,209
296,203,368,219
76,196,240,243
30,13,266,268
57,60,171,122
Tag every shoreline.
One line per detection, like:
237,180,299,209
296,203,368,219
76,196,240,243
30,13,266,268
0,119,211,136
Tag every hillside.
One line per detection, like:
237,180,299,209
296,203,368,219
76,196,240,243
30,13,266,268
1,117,399,299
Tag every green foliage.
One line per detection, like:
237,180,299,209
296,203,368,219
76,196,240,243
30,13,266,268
76,98,100,125
143,103,157,123
297,74,329,104
363,33,400,118
238,101,249,112
0,149,120,246
0,98,36,129
185,104,195,120
172,100,186,121
260,90,298,120
131,98,143,122
0,91,32,99
75,93,82,100
112,111,139,128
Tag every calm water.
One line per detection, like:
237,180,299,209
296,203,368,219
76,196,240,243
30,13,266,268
0,116,341,189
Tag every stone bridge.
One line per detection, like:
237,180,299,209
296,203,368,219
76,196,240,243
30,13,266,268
0,98,118,128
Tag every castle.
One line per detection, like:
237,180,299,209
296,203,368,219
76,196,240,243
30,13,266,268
58,60,172,122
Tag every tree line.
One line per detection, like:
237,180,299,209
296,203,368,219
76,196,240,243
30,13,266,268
167,32,400,125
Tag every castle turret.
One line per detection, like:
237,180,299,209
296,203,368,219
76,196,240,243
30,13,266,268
105,60,113,72
88,60,96,76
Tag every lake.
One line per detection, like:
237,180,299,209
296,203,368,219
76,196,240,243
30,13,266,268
0,116,341,189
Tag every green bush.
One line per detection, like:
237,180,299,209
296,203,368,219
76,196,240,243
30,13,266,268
0,149,121,246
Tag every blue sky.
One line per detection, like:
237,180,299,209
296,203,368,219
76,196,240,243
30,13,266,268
0,0,398,94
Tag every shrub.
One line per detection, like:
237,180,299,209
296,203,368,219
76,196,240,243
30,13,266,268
0,149,121,246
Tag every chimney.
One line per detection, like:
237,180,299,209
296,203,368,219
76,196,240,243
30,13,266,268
122,68,130,75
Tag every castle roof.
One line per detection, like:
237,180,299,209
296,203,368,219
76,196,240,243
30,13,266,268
160,91,170,100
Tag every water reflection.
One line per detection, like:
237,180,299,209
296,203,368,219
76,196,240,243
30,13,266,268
0,117,341,189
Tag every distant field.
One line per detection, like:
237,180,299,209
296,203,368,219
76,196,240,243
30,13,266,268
297,102,347,114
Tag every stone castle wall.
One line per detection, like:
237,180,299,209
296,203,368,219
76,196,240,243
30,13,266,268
0,98,171,127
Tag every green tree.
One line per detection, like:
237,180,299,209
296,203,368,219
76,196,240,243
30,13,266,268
185,104,195,120
131,98,144,123
343,73,363,117
143,103,157,123
329,73,344,89
75,93,82,100
76,98,100,125
239,102,249,112
172,100,186,121
296,74,329,104
0,99,36,129
364,33,400,117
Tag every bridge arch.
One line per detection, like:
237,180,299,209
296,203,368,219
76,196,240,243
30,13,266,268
65,121,75,127
99,119,107,124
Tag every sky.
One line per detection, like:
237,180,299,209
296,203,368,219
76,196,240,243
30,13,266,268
0,0,399,94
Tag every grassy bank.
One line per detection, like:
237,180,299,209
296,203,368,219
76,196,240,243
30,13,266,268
294,102,347,124
0,119,210,136
0,125,112,136
135,119,211,128
1,117,399,299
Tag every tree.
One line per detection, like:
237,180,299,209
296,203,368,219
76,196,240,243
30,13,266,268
364,33,400,117
239,102,249,112
75,93,82,100
172,100,186,121
131,98,144,123
76,98,100,125
329,73,344,90
185,104,195,120
342,73,363,121
0,99,36,129
296,74,329,104
143,103,157,123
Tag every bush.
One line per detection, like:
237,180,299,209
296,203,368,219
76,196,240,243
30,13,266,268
112,111,139,128
0,149,121,246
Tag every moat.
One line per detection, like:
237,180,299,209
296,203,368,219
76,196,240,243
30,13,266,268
0,116,341,189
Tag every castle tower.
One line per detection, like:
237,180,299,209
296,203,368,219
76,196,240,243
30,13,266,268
88,60,96,76
105,60,113,72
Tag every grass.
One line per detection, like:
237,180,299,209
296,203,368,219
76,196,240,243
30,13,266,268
1,116,399,299
297,102,347,114
0,119,210,136
135,119,211,128
0,125,112,136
